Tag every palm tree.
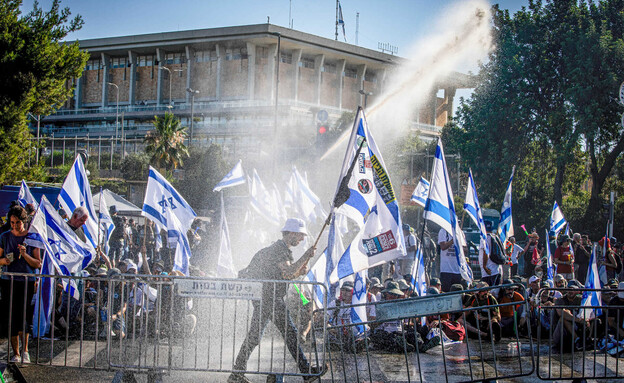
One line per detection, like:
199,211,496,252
144,112,189,171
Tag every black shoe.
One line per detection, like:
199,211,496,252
227,373,252,383
303,363,329,383
420,336,441,353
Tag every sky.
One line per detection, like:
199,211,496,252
21,0,527,71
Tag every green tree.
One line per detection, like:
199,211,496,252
0,0,87,183
144,112,189,171
444,0,624,237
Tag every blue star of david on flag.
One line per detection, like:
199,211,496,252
353,272,366,300
158,195,168,213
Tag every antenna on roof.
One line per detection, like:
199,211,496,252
356,12,359,46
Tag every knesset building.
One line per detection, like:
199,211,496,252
43,23,474,159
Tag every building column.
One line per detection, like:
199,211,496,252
430,88,438,126
445,87,457,120
74,76,83,110
101,53,110,108
216,44,225,101
314,54,325,105
336,59,346,109
356,64,367,106
156,48,164,106
128,51,137,106
292,49,302,101
246,42,256,100
185,46,194,104
266,44,277,102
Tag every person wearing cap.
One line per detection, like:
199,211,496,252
429,277,442,293
326,281,368,352
526,275,541,302
438,227,463,292
396,278,411,298
230,218,325,383
465,281,502,342
553,235,574,280
368,277,383,301
497,279,526,336
370,281,418,353
606,281,624,339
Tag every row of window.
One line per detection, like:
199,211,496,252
85,54,376,82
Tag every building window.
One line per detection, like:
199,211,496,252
299,57,315,69
225,48,247,61
85,59,101,71
322,62,336,74
195,50,217,63
165,52,184,65
257,47,269,59
138,55,154,67
110,57,127,69
364,71,377,83
344,68,357,78
280,52,292,64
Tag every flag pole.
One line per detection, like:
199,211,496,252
97,187,102,249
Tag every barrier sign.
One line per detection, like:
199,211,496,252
376,294,462,320
176,279,263,300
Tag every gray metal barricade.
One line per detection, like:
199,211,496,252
0,271,328,381
314,283,535,382
536,287,624,381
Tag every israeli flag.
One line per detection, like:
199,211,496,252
544,229,555,283
142,166,196,275
329,108,406,283
410,242,427,297
464,169,489,255
550,201,567,237
97,190,115,256
26,196,96,335
58,156,99,249
213,159,246,192
423,140,472,283
351,270,368,334
216,193,237,277
249,169,281,227
578,245,603,320
497,166,515,244
305,249,328,308
410,177,430,208
18,180,39,209
286,167,327,222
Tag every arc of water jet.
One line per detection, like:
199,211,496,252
319,7,489,162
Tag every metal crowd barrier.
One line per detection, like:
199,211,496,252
0,271,328,381
536,287,624,381
313,283,535,382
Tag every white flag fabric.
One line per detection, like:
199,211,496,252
464,169,489,255
410,177,430,208
330,107,406,283
249,169,281,226
18,180,39,210
544,229,555,283
578,245,603,320
423,140,471,283
98,190,115,256
410,242,427,297
286,166,327,222
216,193,237,278
142,167,196,275
497,166,515,244
305,250,328,308
213,159,246,192
550,201,567,237
58,156,99,249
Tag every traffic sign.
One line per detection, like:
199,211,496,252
317,109,328,123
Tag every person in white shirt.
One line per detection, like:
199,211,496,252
509,237,523,277
398,224,418,278
439,228,463,292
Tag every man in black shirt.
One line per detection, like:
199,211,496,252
229,218,326,383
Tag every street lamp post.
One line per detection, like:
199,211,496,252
27,113,41,165
106,82,119,140
359,89,373,108
186,87,200,147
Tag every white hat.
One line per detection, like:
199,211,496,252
619,281,624,299
280,218,307,235
126,260,138,272
529,275,540,284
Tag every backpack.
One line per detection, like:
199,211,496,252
487,234,507,265
614,252,623,275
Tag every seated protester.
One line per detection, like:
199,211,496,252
497,279,527,337
525,276,541,312
327,281,367,352
371,281,420,352
607,281,624,340
529,281,556,339
429,277,442,293
552,275,566,299
368,278,383,301
419,287,466,353
596,278,621,339
551,279,593,352
396,279,411,298
100,268,127,339
464,281,502,342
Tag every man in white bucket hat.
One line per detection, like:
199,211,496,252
230,218,327,383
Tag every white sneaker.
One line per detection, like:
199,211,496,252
10,354,21,363
22,352,30,363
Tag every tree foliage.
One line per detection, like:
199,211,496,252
0,0,87,183
444,0,624,238
144,112,189,171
